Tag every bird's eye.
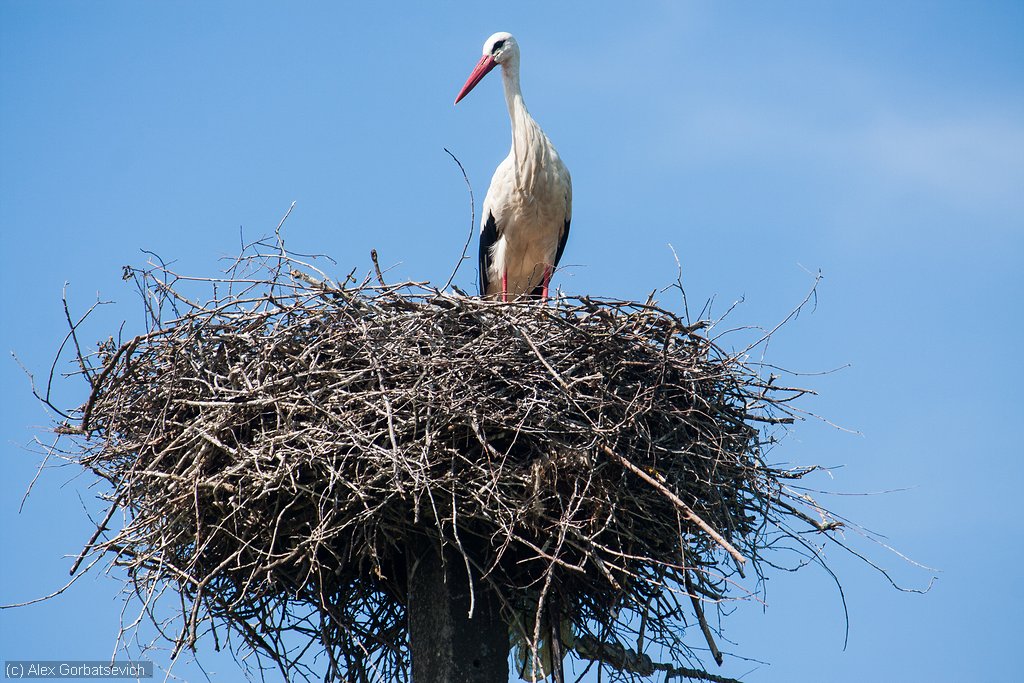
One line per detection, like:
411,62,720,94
491,39,506,54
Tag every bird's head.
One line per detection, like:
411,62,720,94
484,32,518,65
455,32,519,104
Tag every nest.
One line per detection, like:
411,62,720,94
50,237,840,682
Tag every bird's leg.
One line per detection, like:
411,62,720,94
502,271,509,303
540,265,554,301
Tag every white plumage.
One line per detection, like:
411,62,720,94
455,32,572,301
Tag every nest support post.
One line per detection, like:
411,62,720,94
407,536,509,683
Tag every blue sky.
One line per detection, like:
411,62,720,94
2,2,1022,681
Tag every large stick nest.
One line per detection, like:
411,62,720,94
50,238,840,682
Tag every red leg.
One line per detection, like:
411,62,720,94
501,271,508,303
540,265,553,301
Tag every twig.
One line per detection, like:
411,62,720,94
442,148,476,292
684,565,723,666
69,495,123,576
370,249,386,286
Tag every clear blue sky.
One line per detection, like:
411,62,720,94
2,2,1022,681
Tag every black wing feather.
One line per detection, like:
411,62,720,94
553,218,571,269
479,212,498,296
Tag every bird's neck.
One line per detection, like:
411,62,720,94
501,57,524,113
500,58,543,191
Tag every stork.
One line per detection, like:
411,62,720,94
455,32,572,302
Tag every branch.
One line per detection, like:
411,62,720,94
574,635,742,683
602,445,748,575
442,147,476,292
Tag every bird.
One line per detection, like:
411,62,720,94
455,32,573,302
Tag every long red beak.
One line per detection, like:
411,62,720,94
455,54,498,104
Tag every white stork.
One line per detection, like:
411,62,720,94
455,32,572,302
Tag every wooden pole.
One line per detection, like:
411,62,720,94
407,537,509,683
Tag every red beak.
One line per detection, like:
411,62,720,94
455,54,498,104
